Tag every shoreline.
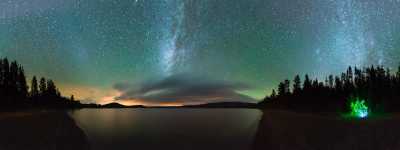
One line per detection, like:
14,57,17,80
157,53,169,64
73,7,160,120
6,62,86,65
3,108,400,150
0,111,90,150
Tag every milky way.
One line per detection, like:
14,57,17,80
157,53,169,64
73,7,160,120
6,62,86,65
159,0,186,76
1,0,400,105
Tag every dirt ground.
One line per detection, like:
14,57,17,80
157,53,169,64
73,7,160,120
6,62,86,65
0,111,90,150
254,110,400,150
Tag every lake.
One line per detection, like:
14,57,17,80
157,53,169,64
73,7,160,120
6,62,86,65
69,108,262,150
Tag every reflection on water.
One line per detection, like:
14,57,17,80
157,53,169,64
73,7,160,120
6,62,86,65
69,108,261,150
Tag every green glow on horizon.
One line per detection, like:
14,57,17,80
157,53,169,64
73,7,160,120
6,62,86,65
350,98,369,118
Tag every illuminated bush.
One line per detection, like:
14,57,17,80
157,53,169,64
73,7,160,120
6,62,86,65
349,98,369,118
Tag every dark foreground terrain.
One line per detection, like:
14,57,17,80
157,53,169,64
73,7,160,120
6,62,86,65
254,110,400,150
2,109,400,150
0,111,90,150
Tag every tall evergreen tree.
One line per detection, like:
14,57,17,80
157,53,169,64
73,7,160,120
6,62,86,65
328,75,334,88
293,75,301,94
263,64,400,112
17,66,28,99
303,74,311,91
39,77,47,95
46,80,57,96
30,76,39,97
3,58,10,98
0,58,82,109
9,61,18,88
278,79,290,96
277,82,286,96
0,59,4,98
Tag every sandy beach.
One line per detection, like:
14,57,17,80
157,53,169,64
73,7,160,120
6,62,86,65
0,111,90,150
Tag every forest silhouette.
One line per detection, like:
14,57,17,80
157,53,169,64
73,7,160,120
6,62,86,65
260,65,400,113
3,57,400,113
0,58,81,110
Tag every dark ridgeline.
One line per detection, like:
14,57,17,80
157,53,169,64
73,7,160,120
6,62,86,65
0,58,82,110
259,66,400,113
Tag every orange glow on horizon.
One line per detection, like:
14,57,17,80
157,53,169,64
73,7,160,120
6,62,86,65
117,99,184,107
56,83,215,107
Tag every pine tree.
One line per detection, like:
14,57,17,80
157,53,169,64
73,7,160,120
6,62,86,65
30,76,39,97
17,66,28,99
278,79,290,96
46,80,57,96
303,74,311,91
3,58,10,97
293,75,301,94
0,59,4,99
278,82,286,96
0,58,83,108
328,75,334,88
39,77,47,95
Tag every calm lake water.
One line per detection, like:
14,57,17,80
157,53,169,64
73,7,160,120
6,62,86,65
69,108,262,150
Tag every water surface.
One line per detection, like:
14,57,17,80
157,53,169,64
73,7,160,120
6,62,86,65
69,108,261,150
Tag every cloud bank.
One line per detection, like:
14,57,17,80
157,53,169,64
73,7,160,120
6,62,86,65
113,74,256,106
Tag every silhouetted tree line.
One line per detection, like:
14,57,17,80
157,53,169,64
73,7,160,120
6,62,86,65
0,58,81,110
260,66,400,113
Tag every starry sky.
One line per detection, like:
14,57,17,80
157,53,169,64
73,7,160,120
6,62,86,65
1,0,400,106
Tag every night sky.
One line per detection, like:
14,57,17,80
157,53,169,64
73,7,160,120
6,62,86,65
1,0,400,106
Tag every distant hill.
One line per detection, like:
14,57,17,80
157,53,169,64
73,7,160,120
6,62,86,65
102,102,127,108
102,103,145,108
79,102,257,109
79,102,144,108
184,102,257,108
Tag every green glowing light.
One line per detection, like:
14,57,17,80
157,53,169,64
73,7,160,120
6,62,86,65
350,98,369,118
